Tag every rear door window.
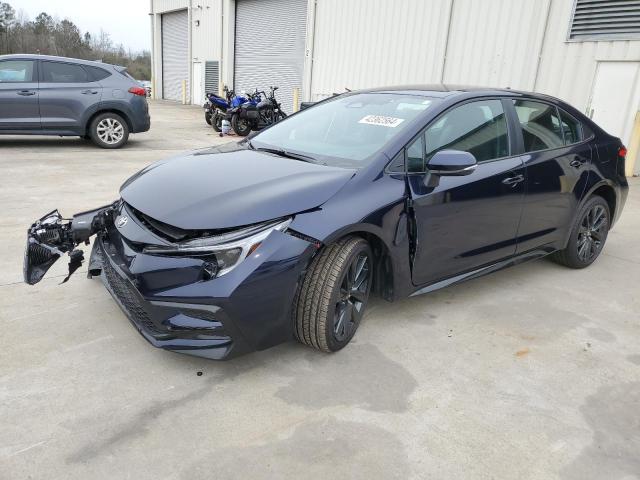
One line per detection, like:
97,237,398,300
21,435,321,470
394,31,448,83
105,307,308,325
41,61,90,83
513,100,564,152
0,60,35,83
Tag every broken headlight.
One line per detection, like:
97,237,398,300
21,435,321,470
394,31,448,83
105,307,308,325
142,218,292,277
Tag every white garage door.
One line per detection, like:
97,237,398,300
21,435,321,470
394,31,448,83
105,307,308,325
234,0,307,113
162,10,189,102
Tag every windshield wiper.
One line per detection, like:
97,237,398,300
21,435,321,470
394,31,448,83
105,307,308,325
252,144,318,164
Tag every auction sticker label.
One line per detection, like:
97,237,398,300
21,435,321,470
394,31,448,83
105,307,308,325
358,115,405,128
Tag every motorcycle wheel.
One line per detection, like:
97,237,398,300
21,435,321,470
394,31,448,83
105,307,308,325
212,113,223,132
232,114,252,136
204,110,212,125
275,110,287,122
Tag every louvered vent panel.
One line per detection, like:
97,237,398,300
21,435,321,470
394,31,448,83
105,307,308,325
205,61,219,95
569,0,640,40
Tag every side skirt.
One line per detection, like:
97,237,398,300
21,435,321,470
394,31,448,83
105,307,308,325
409,248,553,297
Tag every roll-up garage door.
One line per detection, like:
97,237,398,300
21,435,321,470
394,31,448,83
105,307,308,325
234,0,307,113
162,10,189,102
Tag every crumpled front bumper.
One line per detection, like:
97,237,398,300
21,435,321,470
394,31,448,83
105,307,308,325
90,222,316,360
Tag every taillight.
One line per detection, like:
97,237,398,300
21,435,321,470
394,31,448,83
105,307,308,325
128,86,147,97
618,146,627,158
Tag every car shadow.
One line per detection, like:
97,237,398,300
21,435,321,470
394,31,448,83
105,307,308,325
0,136,90,148
0,136,144,150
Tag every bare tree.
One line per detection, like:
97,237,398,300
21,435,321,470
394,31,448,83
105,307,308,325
0,2,150,79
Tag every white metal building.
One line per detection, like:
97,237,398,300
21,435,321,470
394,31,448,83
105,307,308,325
150,0,640,175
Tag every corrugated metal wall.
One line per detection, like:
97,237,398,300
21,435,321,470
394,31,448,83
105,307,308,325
309,0,452,99
442,0,550,90
309,0,640,113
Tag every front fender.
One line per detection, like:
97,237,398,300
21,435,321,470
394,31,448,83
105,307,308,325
289,173,413,300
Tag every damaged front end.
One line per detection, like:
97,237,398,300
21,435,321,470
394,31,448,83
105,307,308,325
24,204,116,285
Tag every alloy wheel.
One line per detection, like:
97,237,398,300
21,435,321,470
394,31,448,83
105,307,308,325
333,252,370,342
577,204,608,262
96,118,125,145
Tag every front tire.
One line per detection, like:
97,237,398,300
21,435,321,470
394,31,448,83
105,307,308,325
204,110,212,125
274,110,287,123
294,237,372,353
551,195,610,268
231,114,252,136
89,113,129,149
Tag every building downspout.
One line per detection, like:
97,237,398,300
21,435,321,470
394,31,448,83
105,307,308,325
187,0,193,104
302,0,317,102
440,0,455,84
532,0,552,92
220,0,224,94
149,0,155,99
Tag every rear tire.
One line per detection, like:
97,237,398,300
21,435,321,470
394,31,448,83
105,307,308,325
89,113,129,149
294,237,372,353
550,195,610,269
204,111,212,125
212,113,223,132
231,114,252,136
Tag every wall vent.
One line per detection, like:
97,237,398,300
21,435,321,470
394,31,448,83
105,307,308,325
204,61,220,95
569,0,640,40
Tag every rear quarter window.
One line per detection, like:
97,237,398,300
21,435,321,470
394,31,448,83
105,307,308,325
85,66,112,82
558,109,583,145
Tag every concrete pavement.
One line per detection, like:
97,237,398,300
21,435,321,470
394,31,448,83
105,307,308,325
1,101,639,480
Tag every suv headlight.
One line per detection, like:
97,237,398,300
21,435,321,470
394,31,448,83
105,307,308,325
143,218,292,277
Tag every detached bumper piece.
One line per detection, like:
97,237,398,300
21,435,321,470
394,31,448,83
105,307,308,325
92,237,240,360
24,206,115,285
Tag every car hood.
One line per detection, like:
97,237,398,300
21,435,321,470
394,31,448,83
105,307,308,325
120,145,356,230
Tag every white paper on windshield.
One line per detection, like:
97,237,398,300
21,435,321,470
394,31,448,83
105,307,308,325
358,115,405,128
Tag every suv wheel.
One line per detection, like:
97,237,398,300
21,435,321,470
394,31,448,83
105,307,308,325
551,195,610,268
90,113,130,149
294,237,372,352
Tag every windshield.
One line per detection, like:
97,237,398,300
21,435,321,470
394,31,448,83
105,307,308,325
251,93,441,168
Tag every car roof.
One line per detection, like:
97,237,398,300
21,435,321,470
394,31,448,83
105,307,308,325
359,84,561,102
0,53,122,70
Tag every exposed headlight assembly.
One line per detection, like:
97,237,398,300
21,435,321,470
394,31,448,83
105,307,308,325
142,218,292,277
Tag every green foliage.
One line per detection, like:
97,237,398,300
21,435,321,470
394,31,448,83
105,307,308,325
0,2,150,80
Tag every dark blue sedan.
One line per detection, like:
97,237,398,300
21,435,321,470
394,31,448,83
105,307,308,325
24,86,629,359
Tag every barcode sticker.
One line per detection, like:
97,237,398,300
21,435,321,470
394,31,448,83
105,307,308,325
358,115,405,128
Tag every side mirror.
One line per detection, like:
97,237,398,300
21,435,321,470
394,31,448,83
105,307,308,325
427,150,477,176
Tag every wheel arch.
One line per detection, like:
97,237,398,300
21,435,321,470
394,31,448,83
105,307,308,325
582,180,617,226
85,108,133,135
316,224,397,302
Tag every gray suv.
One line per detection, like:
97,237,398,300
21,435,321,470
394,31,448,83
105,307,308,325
0,54,150,148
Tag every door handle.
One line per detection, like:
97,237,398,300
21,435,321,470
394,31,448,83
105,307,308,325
569,158,585,168
81,90,98,95
502,174,524,186
17,90,36,96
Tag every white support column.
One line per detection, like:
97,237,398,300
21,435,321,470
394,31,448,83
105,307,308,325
302,0,317,102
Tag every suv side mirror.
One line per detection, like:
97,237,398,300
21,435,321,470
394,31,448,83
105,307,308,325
427,150,477,176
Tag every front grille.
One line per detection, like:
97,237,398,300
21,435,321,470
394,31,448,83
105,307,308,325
126,203,190,242
99,246,164,335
